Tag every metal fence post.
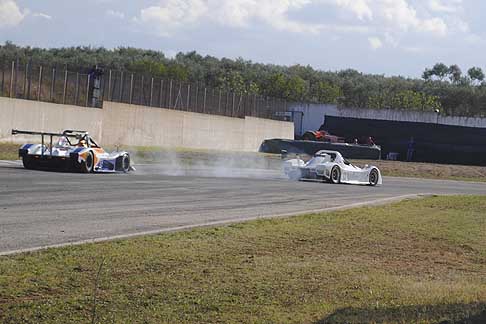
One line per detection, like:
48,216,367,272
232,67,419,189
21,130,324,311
129,74,134,104
27,62,32,100
159,79,164,107
119,71,124,102
14,58,19,98
37,66,43,101
9,61,15,98
1,64,4,96
22,63,28,99
203,87,207,113
150,77,154,107
85,74,90,107
108,70,112,101
50,67,56,102
226,91,231,116
62,70,68,104
175,83,182,109
218,89,222,114
62,69,68,104
186,84,190,110
168,80,173,108
254,94,257,117
194,85,198,112
75,73,80,105
140,75,144,105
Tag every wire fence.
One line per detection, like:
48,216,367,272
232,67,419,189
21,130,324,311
0,60,289,120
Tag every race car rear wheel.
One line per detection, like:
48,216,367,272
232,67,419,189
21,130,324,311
80,152,94,173
121,154,130,173
22,156,35,169
369,168,379,186
330,166,341,184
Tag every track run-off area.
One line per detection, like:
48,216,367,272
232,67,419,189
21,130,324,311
1,160,486,255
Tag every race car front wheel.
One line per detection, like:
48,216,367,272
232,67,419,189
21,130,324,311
330,166,341,184
121,154,130,173
80,152,94,173
369,168,379,186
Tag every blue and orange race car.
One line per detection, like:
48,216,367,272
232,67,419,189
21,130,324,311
11,129,134,173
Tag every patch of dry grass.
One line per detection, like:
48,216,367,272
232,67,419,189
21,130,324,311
0,142,18,160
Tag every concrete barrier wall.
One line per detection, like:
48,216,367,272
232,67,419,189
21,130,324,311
0,98,294,151
0,97,102,142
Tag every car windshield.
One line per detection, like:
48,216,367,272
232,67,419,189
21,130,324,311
56,136,71,147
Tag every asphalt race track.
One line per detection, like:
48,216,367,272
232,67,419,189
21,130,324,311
1,160,486,255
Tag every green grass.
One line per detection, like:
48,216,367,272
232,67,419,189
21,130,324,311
1,196,486,323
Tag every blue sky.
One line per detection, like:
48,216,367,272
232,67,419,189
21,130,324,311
0,0,484,77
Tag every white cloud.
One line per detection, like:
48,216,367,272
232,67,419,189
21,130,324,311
368,36,383,50
384,32,398,47
106,9,125,19
0,0,26,28
136,0,467,42
333,0,373,20
137,0,323,36
32,12,52,20
427,0,462,13
139,0,208,36
211,0,320,33
379,0,447,36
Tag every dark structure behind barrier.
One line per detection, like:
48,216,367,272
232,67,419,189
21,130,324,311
259,139,381,160
321,116,486,166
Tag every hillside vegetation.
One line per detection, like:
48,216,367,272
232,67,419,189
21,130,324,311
1,42,486,117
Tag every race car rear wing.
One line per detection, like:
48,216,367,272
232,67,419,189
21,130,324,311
11,129,88,157
11,129,87,137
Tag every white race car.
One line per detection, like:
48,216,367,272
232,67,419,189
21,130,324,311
283,150,382,186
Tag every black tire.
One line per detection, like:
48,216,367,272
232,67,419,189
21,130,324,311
121,154,130,173
369,168,379,186
330,166,341,184
22,156,34,169
80,152,94,173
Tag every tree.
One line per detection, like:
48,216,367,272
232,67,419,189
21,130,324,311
285,76,307,101
3,41,486,117
468,67,484,85
431,63,449,81
448,64,462,83
311,81,342,104
422,68,433,81
128,59,166,78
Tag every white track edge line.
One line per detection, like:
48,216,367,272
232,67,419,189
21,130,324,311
0,193,434,257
